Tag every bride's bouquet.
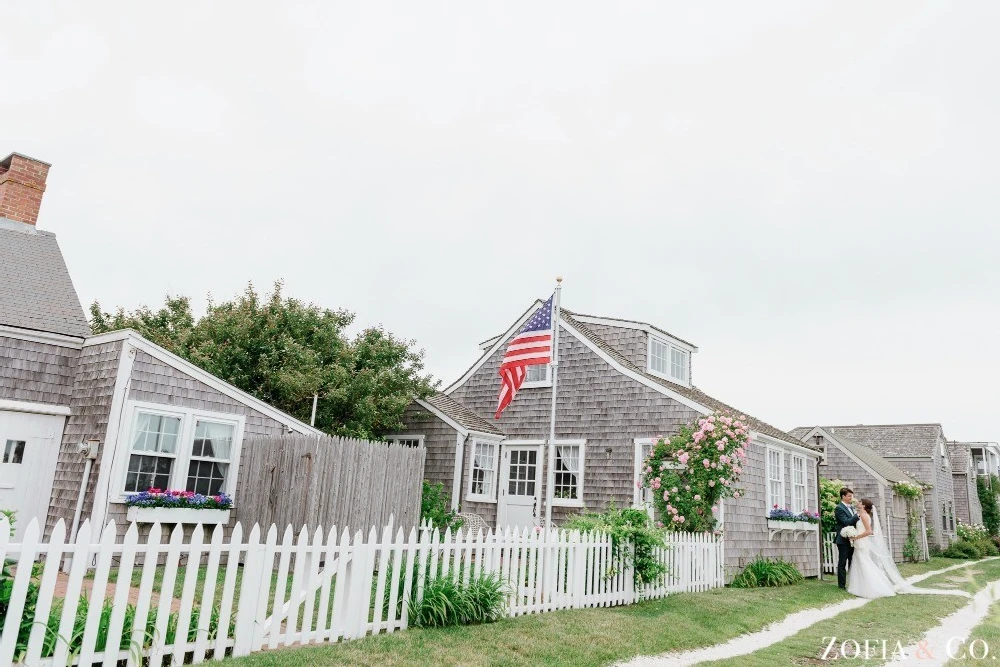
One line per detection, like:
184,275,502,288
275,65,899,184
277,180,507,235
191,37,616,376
841,525,860,540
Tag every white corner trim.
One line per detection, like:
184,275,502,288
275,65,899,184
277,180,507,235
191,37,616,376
559,319,712,415
0,325,85,349
88,340,138,534
93,330,322,436
0,398,72,416
452,432,465,511
444,301,544,395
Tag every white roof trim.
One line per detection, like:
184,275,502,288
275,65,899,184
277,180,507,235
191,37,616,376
0,325,85,349
90,329,323,435
753,431,822,458
445,301,543,395
413,398,504,441
571,315,698,353
559,319,712,414
0,398,72,416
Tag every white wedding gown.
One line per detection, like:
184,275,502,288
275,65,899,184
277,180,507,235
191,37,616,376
847,509,965,599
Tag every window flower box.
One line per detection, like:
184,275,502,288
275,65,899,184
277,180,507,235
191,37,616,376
126,506,231,525
767,519,819,541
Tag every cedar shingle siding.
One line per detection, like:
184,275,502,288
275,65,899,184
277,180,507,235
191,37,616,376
0,336,80,406
401,320,821,578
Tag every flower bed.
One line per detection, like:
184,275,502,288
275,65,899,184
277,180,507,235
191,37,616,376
767,507,821,523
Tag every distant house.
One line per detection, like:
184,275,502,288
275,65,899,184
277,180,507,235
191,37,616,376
806,424,957,548
948,442,984,527
396,302,824,578
791,426,929,562
964,442,1000,480
0,152,322,542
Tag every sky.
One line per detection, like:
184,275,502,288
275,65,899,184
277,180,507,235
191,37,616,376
2,2,998,442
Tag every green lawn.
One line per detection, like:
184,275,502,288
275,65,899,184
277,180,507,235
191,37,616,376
702,558,1000,667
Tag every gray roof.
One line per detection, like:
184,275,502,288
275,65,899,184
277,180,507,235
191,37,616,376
809,424,945,459
0,218,89,338
563,313,818,451
425,393,505,436
562,309,699,350
792,427,923,485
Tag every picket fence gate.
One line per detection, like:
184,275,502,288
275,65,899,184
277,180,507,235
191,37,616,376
0,517,724,666
822,532,836,574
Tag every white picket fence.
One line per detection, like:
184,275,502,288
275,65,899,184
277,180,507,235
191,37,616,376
823,531,836,573
0,517,724,666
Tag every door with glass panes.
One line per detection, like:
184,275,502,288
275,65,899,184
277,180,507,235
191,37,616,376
497,445,541,529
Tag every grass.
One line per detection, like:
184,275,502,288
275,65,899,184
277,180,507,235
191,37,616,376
212,558,987,666
703,558,1000,666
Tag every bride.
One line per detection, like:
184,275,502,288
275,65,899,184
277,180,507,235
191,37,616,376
847,498,964,598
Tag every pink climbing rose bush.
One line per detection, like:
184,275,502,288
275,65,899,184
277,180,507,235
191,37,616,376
641,410,750,533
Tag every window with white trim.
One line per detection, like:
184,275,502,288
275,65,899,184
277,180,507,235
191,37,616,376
767,448,784,510
118,403,244,499
385,435,424,448
521,364,552,387
467,441,499,501
2,440,25,465
791,455,806,513
634,441,655,507
648,336,690,384
552,443,584,505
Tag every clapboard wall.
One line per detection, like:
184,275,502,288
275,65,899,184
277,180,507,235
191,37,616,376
235,434,425,534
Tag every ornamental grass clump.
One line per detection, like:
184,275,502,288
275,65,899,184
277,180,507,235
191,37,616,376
641,410,750,532
407,572,507,628
730,557,804,588
124,488,233,510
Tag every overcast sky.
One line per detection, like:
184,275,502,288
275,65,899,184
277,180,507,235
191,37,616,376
3,2,997,442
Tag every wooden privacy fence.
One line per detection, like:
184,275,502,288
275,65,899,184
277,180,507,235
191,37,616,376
235,434,425,534
0,517,724,666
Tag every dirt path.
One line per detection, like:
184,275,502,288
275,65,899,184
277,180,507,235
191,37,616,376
615,560,987,667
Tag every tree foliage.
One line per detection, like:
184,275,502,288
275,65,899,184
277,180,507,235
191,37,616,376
977,475,1000,537
818,477,844,535
90,282,438,439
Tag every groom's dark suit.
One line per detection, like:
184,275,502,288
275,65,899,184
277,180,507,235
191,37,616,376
835,501,861,588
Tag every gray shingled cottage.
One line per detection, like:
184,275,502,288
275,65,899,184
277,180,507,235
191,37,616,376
0,152,321,543
804,424,958,548
948,441,984,527
393,301,824,578
791,426,930,562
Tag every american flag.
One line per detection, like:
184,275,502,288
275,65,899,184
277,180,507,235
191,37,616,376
495,295,554,419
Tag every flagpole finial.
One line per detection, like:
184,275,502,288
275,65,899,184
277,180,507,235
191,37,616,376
556,276,563,284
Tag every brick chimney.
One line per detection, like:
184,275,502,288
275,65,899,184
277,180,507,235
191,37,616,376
0,153,50,226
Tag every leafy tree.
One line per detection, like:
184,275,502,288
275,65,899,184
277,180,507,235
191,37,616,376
978,476,1000,537
90,282,437,439
818,477,845,535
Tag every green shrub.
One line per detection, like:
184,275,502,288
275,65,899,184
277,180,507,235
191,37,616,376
421,481,464,533
407,572,507,628
730,557,804,588
902,520,923,563
564,506,667,587
942,540,984,559
819,478,845,535
978,477,1000,537
974,539,999,557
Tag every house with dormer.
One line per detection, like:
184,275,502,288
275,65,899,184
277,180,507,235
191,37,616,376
395,301,824,578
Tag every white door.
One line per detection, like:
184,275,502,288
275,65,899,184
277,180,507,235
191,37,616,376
497,445,541,530
0,410,66,540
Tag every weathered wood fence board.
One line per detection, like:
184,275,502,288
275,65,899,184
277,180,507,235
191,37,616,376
1,517,724,666
235,435,425,533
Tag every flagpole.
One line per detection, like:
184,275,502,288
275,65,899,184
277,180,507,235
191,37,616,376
545,277,562,532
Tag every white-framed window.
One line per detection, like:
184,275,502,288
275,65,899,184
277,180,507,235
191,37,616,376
552,442,585,507
384,435,425,448
766,448,785,511
647,336,690,384
521,364,552,388
3,439,26,464
115,401,245,501
633,440,655,508
791,455,806,513
467,440,499,502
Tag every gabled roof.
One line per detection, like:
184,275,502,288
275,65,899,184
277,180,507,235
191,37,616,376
808,424,945,459
561,310,699,350
947,441,972,473
422,393,505,436
562,314,818,451
792,426,923,485
0,218,90,338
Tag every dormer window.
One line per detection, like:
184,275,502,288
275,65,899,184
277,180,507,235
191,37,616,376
648,336,690,384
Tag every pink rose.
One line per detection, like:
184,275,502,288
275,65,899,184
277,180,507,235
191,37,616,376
717,443,725,451
685,485,691,491
678,516,685,523
734,491,741,498
712,505,719,513
720,454,729,464
646,466,652,473
663,491,670,501
672,487,678,493
694,494,701,501
703,459,710,468
709,480,716,487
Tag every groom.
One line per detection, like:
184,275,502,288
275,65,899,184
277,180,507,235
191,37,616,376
835,487,861,589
